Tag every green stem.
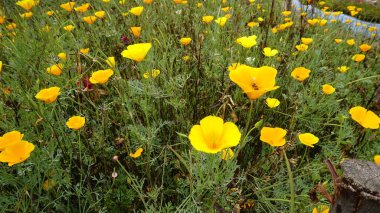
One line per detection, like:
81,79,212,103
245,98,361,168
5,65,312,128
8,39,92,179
244,100,254,134
284,150,295,213
116,160,147,208
236,101,255,156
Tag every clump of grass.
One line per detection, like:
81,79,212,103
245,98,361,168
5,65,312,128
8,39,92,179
0,0,379,212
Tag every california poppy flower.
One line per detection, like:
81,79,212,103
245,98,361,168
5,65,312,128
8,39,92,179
349,106,380,129
74,3,90,13
352,54,365,62
359,44,371,52
35,87,60,103
83,16,97,25
89,69,114,84
202,16,214,24
130,27,141,37
180,37,192,46
16,0,38,11
322,84,335,95
129,6,144,16
236,35,257,48
298,133,319,147
0,140,35,166
66,116,85,130
0,131,24,151
46,64,64,76
106,57,116,68
188,116,241,153
121,43,152,62
60,2,76,12
291,67,311,82
265,98,280,108
263,47,278,57
215,17,227,27
130,148,143,158
229,65,279,100
260,127,287,147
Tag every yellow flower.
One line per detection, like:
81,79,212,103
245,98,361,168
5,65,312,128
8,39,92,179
202,15,214,24
247,21,259,28
337,66,349,73
312,206,330,213
89,69,114,84
74,3,90,13
129,6,144,16
236,35,257,48
143,0,153,4
95,11,106,19
307,18,319,26
60,2,76,12
121,43,152,62
58,52,67,61
291,67,311,82
221,7,231,12
298,133,319,147
188,116,241,153
46,10,54,16
20,12,33,19
374,155,380,165
229,65,279,100
301,37,313,45
0,140,35,166
130,148,143,158
215,17,227,27
63,25,75,32
180,37,192,46
349,106,380,129
334,39,342,44
295,44,308,52
83,16,97,25
35,87,60,104
260,127,287,147
263,47,278,57
182,55,190,61
0,16,5,24
151,69,160,78
130,26,141,37
265,98,280,108
0,61,2,73
352,54,365,62
319,19,327,26
16,0,38,11
359,44,371,52
80,48,90,54
221,148,234,160
282,11,291,16
106,57,116,68
258,17,264,22
66,116,85,130
6,23,17,30
0,131,24,151
46,63,64,76
347,5,356,11
322,84,335,95
346,39,355,46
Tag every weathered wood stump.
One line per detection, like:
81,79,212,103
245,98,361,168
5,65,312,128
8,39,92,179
330,159,380,213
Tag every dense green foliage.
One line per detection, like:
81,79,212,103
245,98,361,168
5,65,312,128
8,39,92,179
0,0,379,212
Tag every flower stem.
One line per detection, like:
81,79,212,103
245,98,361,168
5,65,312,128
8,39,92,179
283,150,295,213
244,100,254,134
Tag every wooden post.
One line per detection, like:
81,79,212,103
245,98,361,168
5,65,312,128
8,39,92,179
330,159,380,213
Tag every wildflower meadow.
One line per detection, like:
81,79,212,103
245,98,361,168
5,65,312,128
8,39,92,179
0,0,379,212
